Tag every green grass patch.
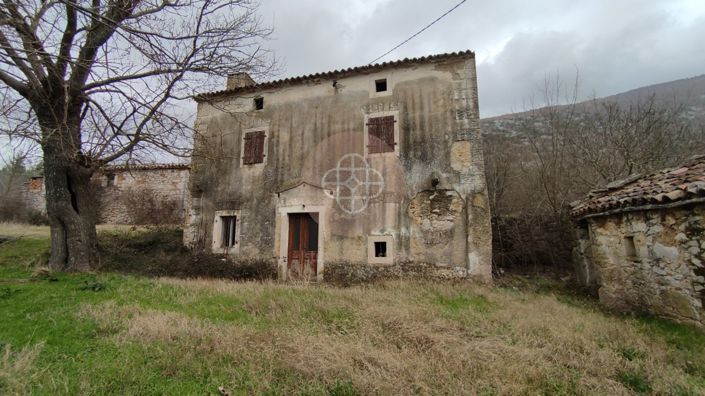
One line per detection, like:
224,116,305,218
636,315,705,379
618,345,647,361
0,238,49,278
617,370,652,394
432,292,493,315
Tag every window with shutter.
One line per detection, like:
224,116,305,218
242,130,266,165
367,116,396,154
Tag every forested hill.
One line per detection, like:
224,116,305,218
482,74,705,136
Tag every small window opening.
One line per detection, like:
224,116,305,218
375,79,387,92
624,236,637,259
106,173,115,186
221,216,237,248
254,97,264,110
374,241,387,258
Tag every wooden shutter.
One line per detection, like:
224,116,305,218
254,131,265,163
367,116,396,154
243,132,253,164
243,131,265,164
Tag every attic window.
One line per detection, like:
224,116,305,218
254,97,264,110
375,79,387,92
106,173,115,187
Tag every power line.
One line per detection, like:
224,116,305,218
369,0,467,64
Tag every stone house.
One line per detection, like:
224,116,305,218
571,155,705,327
24,163,190,224
184,51,493,282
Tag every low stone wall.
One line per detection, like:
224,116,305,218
23,177,46,214
575,204,705,327
322,261,469,286
23,166,190,225
98,167,190,224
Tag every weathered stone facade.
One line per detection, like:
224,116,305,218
185,51,493,282
24,164,190,225
572,156,705,327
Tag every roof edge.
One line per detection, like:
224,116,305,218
195,50,475,102
102,163,190,172
573,196,705,221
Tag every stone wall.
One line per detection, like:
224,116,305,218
97,167,190,224
23,177,46,214
574,204,705,327
23,166,190,225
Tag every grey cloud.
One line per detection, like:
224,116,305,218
253,0,704,116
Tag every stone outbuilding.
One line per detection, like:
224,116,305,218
24,163,190,225
571,155,705,327
184,51,493,282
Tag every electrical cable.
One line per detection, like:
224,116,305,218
368,0,467,64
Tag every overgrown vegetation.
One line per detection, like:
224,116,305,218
97,226,276,281
1,224,704,395
484,79,705,274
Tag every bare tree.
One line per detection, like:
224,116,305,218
0,0,274,271
484,72,705,273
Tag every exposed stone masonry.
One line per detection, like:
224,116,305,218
575,206,704,327
24,164,190,225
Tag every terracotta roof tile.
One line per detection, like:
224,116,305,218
570,154,705,218
194,50,475,102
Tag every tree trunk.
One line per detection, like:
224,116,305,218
42,134,98,272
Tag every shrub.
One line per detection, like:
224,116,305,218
97,227,276,281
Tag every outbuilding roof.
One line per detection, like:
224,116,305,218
570,155,705,219
194,50,475,102
102,163,190,172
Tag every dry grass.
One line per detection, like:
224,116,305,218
78,279,703,395
0,222,50,239
0,222,156,239
0,343,43,395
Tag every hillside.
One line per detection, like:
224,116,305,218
482,74,705,136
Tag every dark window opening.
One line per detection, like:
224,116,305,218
374,241,387,258
375,79,387,92
254,97,264,110
221,216,237,248
367,115,396,154
106,173,115,186
624,236,637,258
242,131,266,165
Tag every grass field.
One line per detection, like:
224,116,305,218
1,224,704,395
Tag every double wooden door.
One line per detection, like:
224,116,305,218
287,213,318,280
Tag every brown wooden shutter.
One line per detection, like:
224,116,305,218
242,132,254,164
254,131,265,163
367,116,396,154
243,131,265,165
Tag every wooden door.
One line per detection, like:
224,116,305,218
287,213,318,280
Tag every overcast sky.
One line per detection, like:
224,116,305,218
256,0,705,117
